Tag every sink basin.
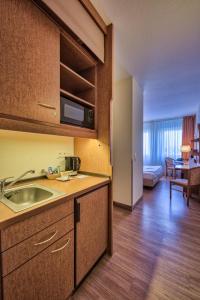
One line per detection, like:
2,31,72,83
0,184,66,212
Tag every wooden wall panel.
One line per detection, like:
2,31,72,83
0,0,60,124
96,24,113,145
75,138,112,176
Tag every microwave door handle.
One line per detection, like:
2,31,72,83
76,158,79,170
78,158,81,169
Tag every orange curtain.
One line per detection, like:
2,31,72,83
182,115,195,159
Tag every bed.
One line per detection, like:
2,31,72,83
143,165,163,187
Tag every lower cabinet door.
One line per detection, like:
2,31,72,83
3,231,74,300
76,185,108,285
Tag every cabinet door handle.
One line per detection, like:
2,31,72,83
51,238,70,254
38,102,56,110
75,200,80,223
34,231,57,246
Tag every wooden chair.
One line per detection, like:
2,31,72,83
165,157,175,178
170,166,200,206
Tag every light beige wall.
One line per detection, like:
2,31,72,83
113,77,132,206
132,78,143,205
0,130,74,180
113,75,143,207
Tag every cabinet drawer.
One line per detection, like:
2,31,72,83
1,198,73,251
3,232,74,300
2,214,73,277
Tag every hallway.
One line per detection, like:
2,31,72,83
73,179,200,300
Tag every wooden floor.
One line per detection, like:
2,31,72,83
72,178,200,300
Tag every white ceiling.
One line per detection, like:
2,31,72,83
91,0,200,121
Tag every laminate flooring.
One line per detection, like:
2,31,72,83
72,178,200,300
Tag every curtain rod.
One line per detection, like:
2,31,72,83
144,114,196,123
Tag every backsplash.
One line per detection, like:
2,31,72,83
0,130,74,180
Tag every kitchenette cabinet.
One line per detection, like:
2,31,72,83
1,199,74,300
3,232,74,300
0,0,60,125
75,185,108,285
40,0,105,62
0,179,110,299
0,0,112,140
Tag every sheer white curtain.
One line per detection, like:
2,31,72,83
143,118,183,165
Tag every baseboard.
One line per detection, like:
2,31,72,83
114,195,143,212
132,195,143,209
113,201,133,211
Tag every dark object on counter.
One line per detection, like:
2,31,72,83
65,156,81,172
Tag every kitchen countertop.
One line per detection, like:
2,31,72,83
0,175,110,229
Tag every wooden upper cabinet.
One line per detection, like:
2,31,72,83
0,0,60,124
41,0,105,62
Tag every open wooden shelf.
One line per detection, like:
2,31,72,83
59,31,97,132
60,32,96,73
0,114,97,139
60,89,95,108
60,63,95,94
59,122,97,139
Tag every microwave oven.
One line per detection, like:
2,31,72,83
60,96,94,129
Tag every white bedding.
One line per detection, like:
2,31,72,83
143,165,163,180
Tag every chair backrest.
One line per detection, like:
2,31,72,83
165,157,175,168
189,167,200,186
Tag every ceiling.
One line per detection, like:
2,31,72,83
91,0,200,121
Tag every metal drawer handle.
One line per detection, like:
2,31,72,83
38,102,56,110
34,231,57,246
51,238,70,254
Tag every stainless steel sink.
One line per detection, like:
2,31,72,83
0,184,66,212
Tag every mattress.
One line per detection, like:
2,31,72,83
143,166,163,188
143,166,163,180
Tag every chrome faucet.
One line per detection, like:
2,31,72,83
0,170,35,198
0,177,13,198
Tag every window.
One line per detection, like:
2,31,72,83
143,129,151,164
143,118,183,165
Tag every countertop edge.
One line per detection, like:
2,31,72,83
0,178,110,230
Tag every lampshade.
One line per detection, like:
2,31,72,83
180,145,191,153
